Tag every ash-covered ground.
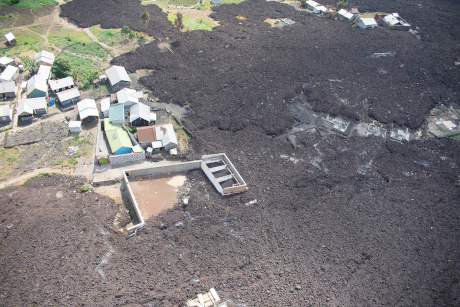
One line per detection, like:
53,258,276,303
1,0,459,306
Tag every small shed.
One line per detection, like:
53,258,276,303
101,98,110,118
312,5,328,14
0,65,18,82
109,103,124,125
106,128,133,155
375,13,411,31
27,75,48,98
0,81,16,99
56,87,80,105
357,18,377,29
78,99,99,122
105,66,131,92
4,32,16,46
0,104,12,122
33,50,55,67
130,102,151,126
49,77,75,94
69,121,82,133
0,56,15,68
116,88,143,108
37,65,51,80
337,9,356,23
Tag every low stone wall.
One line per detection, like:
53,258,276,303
124,160,201,178
108,151,145,165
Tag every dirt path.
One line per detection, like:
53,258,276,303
83,28,118,58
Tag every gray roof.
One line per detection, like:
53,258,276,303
0,56,14,66
130,102,150,122
0,81,16,94
0,104,11,117
33,50,55,63
0,65,18,81
105,66,130,86
49,77,74,91
18,97,47,116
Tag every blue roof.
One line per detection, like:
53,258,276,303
109,103,124,122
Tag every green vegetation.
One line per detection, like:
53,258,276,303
4,30,45,55
0,147,20,179
1,0,57,8
168,0,198,7
0,13,14,20
51,58,71,78
49,29,107,57
121,26,132,36
89,27,120,43
183,17,213,31
174,13,184,30
67,158,78,165
126,126,137,133
141,10,150,28
452,134,460,142
77,184,92,193
56,52,99,83
7,154,16,162
21,55,37,75
0,125,11,132
337,0,348,11
34,172,56,178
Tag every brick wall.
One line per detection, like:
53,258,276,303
108,151,145,164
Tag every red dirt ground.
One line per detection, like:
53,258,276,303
1,0,459,306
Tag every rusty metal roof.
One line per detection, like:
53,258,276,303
137,126,155,143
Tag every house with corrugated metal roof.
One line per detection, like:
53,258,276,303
78,99,99,122
37,65,51,80
106,127,133,155
4,32,16,46
154,123,178,151
27,75,48,98
116,88,143,108
0,104,12,123
101,98,110,118
136,126,155,148
0,81,16,99
56,87,80,105
17,97,47,122
0,56,15,69
49,77,74,94
338,9,356,23
0,65,18,82
130,102,153,126
105,65,131,92
109,103,124,125
357,18,377,29
34,50,55,67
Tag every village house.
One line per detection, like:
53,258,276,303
104,119,133,155
69,121,82,133
4,32,16,46
0,104,12,123
154,123,178,151
27,75,48,98
17,97,47,122
116,88,143,108
338,9,356,23
34,50,55,67
0,56,15,69
49,77,75,94
375,13,411,31
357,18,378,29
105,65,131,92
136,126,156,149
0,81,16,99
109,103,124,125
130,102,155,127
0,65,18,82
37,65,51,80
77,99,99,122
100,98,110,118
56,87,80,106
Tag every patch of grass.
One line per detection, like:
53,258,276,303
172,121,189,153
360,12,379,18
183,17,213,31
2,29,46,55
0,147,20,180
7,154,16,162
142,0,168,7
0,13,14,20
67,158,78,165
6,0,57,9
57,52,99,82
167,0,197,7
89,26,121,43
34,172,56,178
0,125,11,132
452,134,460,142
49,29,107,57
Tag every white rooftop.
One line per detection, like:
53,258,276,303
37,65,51,80
0,56,14,66
78,99,97,113
27,74,48,96
80,108,99,120
155,123,178,147
56,87,80,102
69,121,82,128
49,77,74,91
117,88,143,105
106,65,130,86
4,32,15,42
101,98,110,112
18,97,47,116
130,102,150,122
0,65,18,81
33,50,55,63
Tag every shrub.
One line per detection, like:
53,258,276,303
77,184,92,193
337,0,348,10
7,155,16,162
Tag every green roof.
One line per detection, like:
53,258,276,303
132,144,144,153
109,103,124,122
104,118,122,131
106,128,132,154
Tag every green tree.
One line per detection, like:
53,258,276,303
51,58,71,79
121,26,132,36
80,70,98,90
174,13,184,31
141,10,150,28
21,55,37,75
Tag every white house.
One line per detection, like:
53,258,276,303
0,104,12,123
357,18,378,29
306,0,320,10
312,5,328,14
27,74,48,98
56,87,80,105
0,56,15,68
0,81,16,98
100,98,110,118
37,65,51,80
338,9,356,23
17,97,47,121
77,99,99,122
105,66,131,92
49,77,74,94
116,88,143,108
34,50,55,67
154,123,178,151
0,65,18,82
130,102,153,126
69,121,82,133
4,32,16,46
